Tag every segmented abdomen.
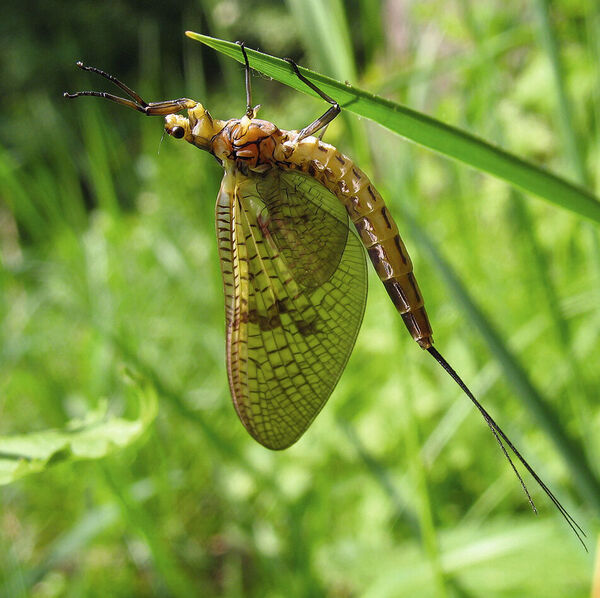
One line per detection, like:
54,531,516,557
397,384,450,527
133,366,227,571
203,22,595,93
281,135,433,349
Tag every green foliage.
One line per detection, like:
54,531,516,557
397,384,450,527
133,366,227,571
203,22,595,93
1,1,599,596
0,371,157,485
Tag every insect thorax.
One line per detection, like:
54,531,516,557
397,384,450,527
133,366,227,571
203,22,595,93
211,117,290,173
167,104,302,174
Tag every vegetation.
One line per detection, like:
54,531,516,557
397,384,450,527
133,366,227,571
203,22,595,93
1,1,599,596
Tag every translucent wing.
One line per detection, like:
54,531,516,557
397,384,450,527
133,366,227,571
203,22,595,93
215,168,368,449
254,172,349,289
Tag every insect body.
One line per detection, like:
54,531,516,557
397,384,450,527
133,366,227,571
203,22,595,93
65,42,584,546
161,84,430,449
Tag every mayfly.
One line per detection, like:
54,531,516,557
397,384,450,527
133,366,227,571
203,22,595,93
65,39,585,546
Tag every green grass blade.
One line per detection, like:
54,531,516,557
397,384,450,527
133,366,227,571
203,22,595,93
534,0,587,186
285,0,355,78
186,32,600,224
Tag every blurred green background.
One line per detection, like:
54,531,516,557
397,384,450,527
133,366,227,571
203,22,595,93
1,0,599,596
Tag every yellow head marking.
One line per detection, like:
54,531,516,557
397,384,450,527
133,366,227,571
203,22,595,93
165,103,224,152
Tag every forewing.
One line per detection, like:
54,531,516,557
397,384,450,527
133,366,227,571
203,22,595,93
216,168,367,450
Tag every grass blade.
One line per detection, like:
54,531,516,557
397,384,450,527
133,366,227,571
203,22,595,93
533,0,587,185
186,32,600,224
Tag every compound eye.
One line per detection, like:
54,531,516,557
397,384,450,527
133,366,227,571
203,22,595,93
170,125,185,139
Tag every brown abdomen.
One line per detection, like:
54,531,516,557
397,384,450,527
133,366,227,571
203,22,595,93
351,197,433,349
284,136,433,349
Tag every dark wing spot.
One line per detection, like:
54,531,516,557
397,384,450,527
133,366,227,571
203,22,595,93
296,318,319,336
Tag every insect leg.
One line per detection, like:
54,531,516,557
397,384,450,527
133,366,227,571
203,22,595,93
284,58,340,141
317,124,330,141
236,42,255,119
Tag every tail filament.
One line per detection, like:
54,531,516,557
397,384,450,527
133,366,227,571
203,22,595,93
427,346,586,550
